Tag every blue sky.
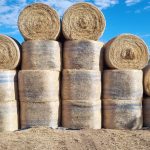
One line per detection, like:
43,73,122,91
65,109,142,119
0,0,150,50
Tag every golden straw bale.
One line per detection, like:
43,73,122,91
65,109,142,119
62,100,101,129
64,40,104,70
20,101,60,129
0,101,18,132
22,40,61,71
62,70,101,100
62,3,106,40
19,70,60,102
103,99,143,129
0,34,20,69
0,70,18,102
143,97,150,127
103,70,143,100
18,3,60,40
143,65,150,96
104,34,149,69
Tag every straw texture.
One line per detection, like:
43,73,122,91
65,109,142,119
0,34,20,69
18,3,60,40
20,101,60,129
143,97,150,127
0,70,18,102
62,3,106,40
143,65,150,96
64,40,104,70
103,70,143,100
62,70,101,100
0,101,18,132
62,100,101,129
103,99,143,129
104,34,149,69
22,40,61,71
19,70,60,102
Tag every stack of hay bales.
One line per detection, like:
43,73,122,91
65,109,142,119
18,3,61,129
61,3,106,129
143,65,150,127
0,34,20,131
102,34,149,129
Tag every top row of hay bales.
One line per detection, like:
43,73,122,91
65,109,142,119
17,3,149,70
18,3,106,41
0,2,149,70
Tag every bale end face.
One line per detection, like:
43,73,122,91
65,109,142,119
104,34,149,69
0,34,20,69
62,2,106,40
18,3,60,40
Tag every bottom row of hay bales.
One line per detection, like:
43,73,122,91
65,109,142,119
61,69,144,129
102,70,143,129
19,69,102,129
143,97,150,127
103,99,142,129
0,71,18,131
19,70,60,129
143,65,150,127
62,100,101,129
0,101,18,131
0,69,148,131
62,69,101,129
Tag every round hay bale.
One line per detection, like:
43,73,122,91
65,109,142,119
20,101,60,129
19,70,60,102
143,97,150,127
22,40,61,71
103,99,143,129
62,70,101,100
62,100,101,129
0,101,18,132
103,70,143,100
143,65,150,96
0,34,20,69
104,34,149,69
62,2,106,40
18,3,60,40
64,40,104,70
0,70,18,102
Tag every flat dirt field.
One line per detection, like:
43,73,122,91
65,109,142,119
0,127,150,150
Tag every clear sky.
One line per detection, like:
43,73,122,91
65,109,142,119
0,0,150,50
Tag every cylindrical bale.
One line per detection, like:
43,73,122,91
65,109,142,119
103,70,143,100
62,3,106,40
62,100,101,129
20,101,60,129
0,101,18,132
19,70,60,102
62,70,101,100
104,34,149,69
0,34,20,69
0,70,18,101
18,3,60,40
143,65,150,96
63,40,104,70
22,40,61,71
143,97,150,127
103,99,143,129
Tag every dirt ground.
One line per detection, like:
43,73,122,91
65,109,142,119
0,127,150,150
